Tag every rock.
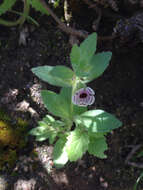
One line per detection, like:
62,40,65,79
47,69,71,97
14,179,36,190
0,177,8,190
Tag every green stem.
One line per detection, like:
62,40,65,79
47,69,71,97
0,18,22,26
19,0,30,28
10,10,39,26
0,0,30,27
70,75,77,121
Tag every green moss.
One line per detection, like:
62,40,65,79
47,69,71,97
0,108,11,122
0,121,18,147
0,149,17,171
31,148,39,158
0,109,29,171
15,117,29,133
11,171,19,177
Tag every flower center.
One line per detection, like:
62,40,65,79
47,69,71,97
80,93,87,98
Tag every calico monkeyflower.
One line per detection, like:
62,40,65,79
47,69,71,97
72,87,95,107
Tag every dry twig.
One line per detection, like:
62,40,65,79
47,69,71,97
40,0,88,39
39,0,116,44
125,144,143,169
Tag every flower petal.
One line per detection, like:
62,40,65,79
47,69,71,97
86,87,95,95
72,87,95,106
87,96,95,105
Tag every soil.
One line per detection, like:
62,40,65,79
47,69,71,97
0,6,143,190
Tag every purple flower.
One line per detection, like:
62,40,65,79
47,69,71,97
72,87,95,107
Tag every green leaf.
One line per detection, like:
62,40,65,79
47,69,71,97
137,150,143,158
29,118,60,143
41,90,71,119
88,131,106,138
70,45,93,77
59,87,72,116
39,130,57,143
32,65,74,87
73,105,87,116
60,87,87,118
53,0,60,8
75,110,122,133
83,52,112,82
133,172,143,190
52,120,65,128
30,0,50,15
88,136,108,158
43,115,55,123
80,32,97,59
42,115,65,128
66,128,89,161
29,125,57,143
41,87,86,120
70,33,97,77
0,0,17,16
53,136,68,168
70,44,81,73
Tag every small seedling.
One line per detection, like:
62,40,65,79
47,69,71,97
29,32,122,168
